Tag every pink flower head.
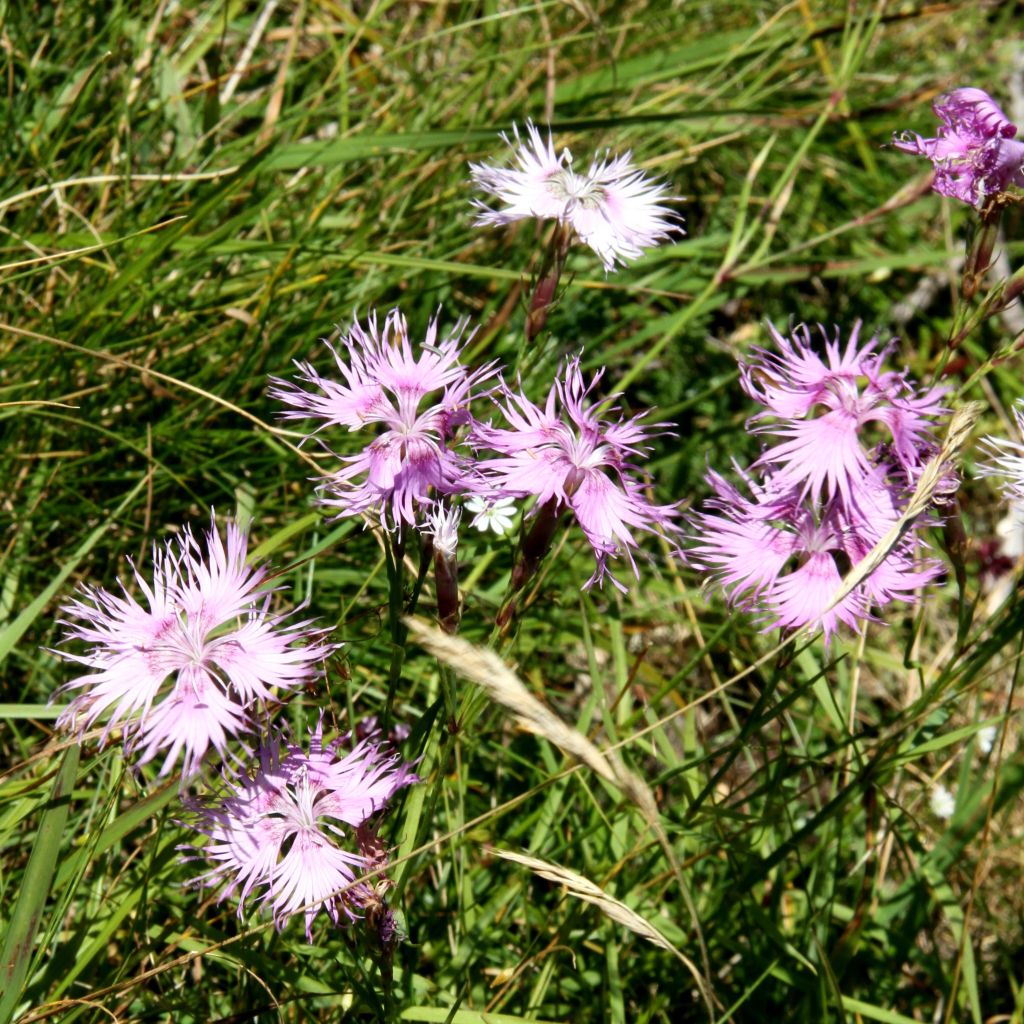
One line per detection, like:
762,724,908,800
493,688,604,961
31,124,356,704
187,719,416,940
55,519,331,778
472,356,680,590
271,309,496,529
470,121,681,271
740,322,947,507
687,467,943,644
893,87,1024,207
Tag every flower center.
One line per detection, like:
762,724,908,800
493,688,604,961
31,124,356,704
546,169,606,210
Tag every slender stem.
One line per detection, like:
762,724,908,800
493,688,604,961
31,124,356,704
381,529,407,738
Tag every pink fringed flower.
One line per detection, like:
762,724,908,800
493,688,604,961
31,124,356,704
893,87,1024,207
270,309,496,529
188,720,416,940
689,323,950,644
470,121,680,271
55,520,330,778
740,323,947,506
472,356,680,590
688,468,943,643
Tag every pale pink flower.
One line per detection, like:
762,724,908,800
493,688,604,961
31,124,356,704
55,519,330,778
741,322,947,506
271,309,496,529
188,719,416,940
470,121,680,271
472,357,680,590
893,87,1024,207
687,468,942,644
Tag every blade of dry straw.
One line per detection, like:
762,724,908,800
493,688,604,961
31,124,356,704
404,617,653,811
815,401,983,626
492,848,685,956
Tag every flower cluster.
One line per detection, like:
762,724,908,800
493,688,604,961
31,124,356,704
688,323,949,642
275,309,679,591
55,520,330,778
894,87,1024,207
270,309,497,529
187,720,416,940
470,121,680,271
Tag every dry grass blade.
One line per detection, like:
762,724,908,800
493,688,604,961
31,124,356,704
816,401,985,624
491,848,704,973
405,617,650,807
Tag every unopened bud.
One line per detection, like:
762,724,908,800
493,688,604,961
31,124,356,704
423,504,461,634
509,498,563,593
963,199,1005,301
526,275,558,343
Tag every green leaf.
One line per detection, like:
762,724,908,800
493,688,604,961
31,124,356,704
0,744,80,1024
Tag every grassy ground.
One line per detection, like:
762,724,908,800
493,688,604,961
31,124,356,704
2,1,1024,1021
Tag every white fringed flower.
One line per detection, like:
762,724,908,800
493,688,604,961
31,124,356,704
978,401,1024,502
470,121,681,271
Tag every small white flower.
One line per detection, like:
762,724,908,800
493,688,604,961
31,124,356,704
470,121,681,272
978,401,1024,503
423,504,461,560
929,784,956,820
978,725,998,755
465,496,517,537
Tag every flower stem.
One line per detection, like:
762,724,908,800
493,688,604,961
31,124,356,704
381,529,407,738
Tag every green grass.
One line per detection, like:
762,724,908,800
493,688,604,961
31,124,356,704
2,1,1024,1022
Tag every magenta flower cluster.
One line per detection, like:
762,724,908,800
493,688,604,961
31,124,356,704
274,312,680,590
688,323,949,643
473,357,680,590
894,87,1024,207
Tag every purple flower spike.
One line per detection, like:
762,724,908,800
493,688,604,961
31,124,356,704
271,309,497,530
187,719,416,940
473,356,680,590
55,519,331,779
741,322,947,507
893,87,1024,207
470,121,681,271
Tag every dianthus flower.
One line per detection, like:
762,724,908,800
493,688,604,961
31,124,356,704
187,719,416,940
470,121,680,271
977,400,1024,502
893,87,1024,207
687,467,943,643
689,322,950,643
270,309,496,529
472,356,680,590
55,520,330,778
740,322,947,507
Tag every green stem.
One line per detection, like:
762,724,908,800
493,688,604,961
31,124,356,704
381,529,407,738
